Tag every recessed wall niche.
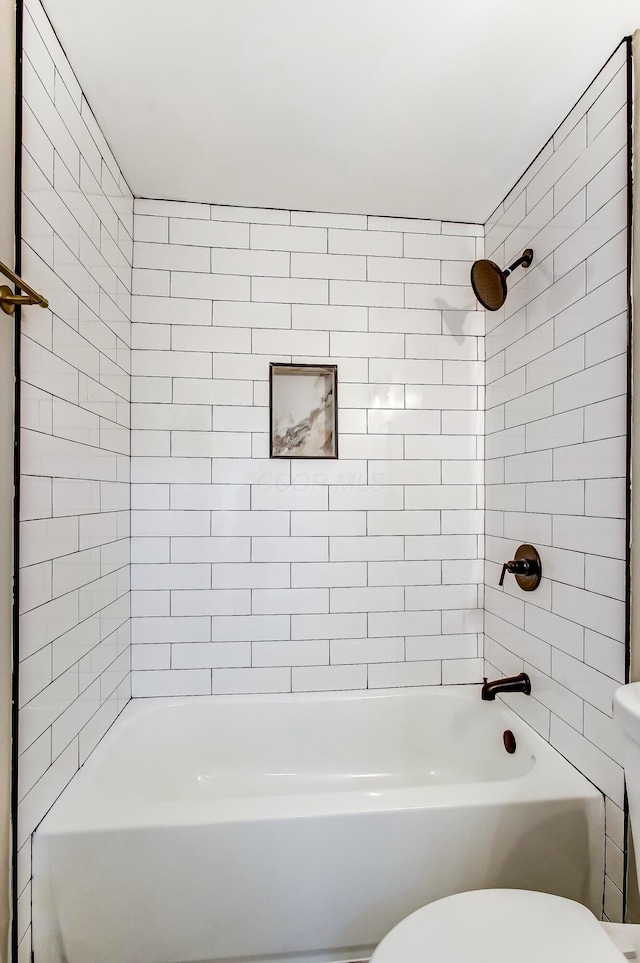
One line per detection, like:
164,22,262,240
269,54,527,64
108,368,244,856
269,363,338,459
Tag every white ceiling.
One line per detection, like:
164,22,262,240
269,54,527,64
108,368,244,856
42,0,638,223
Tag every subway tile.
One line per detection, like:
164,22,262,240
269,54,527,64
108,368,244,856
170,271,249,301
371,306,442,335
291,562,366,588
252,328,328,356
405,435,476,461
330,279,403,308
504,449,552,483
136,199,209,219
291,613,366,641
404,233,475,261
552,582,625,642
368,256,439,284
442,559,483,584
292,303,367,331
131,616,209,644
210,667,291,694
405,534,477,561
585,478,626,518
251,485,326,512
131,563,210,591
443,360,483,386
339,382,404,409
555,271,626,347
172,642,250,670
527,119,587,211
250,223,326,253
368,661,441,688
172,589,252,616
330,536,404,562
586,314,627,367
291,252,366,281
368,510,440,536
291,512,365,537
485,611,550,673
587,62,627,140
339,434,404,460
170,217,249,248
527,666,584,731
405,283,476,311
367,409,440,435
584,630,625,683
210,511,288,537
134,241,209,272
252,276,327,304
331,636,404,665
484,586,525,629
251,588,328,615
17,741,77,849
551,717,623,808
555,189,627,280
134,215,168,243
328,228,401,256
442,607,483,635
553,649,619,716
553,354,626,415
554,108,626,215
554,436,626,480
407,334,478,362
441,659,483,684
292,664,366,692
404,486,476,510
330,586,404,613
251,537,328,563
170,536,250,563
406,384,477,410
329,486,403,512
503,386,553,428
370,610,442,639
406,634,477,661
131,644,170,670
132,669,211,697
132,268,169,296
605,796,625,852
406,584,477,611
210,247,290,277
372,216,442,234
368,561,439,587
252,639,328,667
367,460,440,485
587,154,627,222
553,515,625,559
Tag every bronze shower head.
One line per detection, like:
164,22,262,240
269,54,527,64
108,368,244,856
470,248,533,311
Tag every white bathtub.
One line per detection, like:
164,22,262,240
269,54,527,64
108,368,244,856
33,686,604,963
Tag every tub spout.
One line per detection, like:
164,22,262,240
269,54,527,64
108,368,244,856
481,672,531,701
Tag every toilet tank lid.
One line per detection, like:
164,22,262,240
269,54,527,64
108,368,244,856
370,889,625,963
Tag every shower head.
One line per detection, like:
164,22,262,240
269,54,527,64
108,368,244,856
470,248,533,311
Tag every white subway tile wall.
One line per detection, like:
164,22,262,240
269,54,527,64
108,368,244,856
18,0,133,954
17,8,631,948
484,43,629,922
130,205,485,696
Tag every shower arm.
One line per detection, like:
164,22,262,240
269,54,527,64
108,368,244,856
0,259,49,315
502,248,534,279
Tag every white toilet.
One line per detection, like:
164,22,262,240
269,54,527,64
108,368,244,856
370,681,640,963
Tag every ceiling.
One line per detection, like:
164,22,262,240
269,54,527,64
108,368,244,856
42,0,638,223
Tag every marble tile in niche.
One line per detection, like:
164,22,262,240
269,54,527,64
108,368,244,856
270,363,337,459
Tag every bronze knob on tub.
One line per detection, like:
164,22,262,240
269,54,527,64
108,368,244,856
499,544,541,591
